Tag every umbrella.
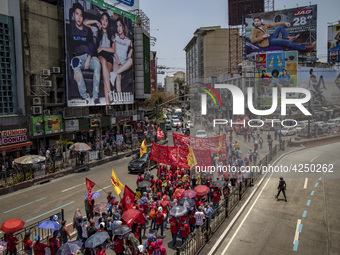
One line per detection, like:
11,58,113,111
0,241,7,254
14,155,45,165
0,219,25,233
194,185,210,196
212,180,227,188
84,191,102,199
93,203,110,214
137,181,151,188
169,206,188,218
37,220,60,230
178,197,195,209
70,143,91,152
112,225,131,236
85,232,109,248
182,190,197,199
122,209,145,228
173,189,185,200
56,241,83,255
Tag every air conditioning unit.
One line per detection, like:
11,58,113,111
32,106,42,115
43,109,50,115
51,67,61,73
41,69,50,76
41,80,52,87
32,97,41,105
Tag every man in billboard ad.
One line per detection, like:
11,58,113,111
327,23,340,62
245,5,317,58
297,66,340,105
65,0,134,106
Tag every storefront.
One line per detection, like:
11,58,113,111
0,128,32,169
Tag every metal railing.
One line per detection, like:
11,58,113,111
176,145,279,255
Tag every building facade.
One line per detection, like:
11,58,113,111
164,71,185,96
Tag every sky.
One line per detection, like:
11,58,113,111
139,0,340,85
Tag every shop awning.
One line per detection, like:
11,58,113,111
0,141,33,152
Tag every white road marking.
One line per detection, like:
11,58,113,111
293,219,302,244
221,171,274,254
310,155,319,162
61,182,85,193
96,185,111,192
303,178,308,189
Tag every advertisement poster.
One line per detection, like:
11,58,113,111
64,0,134,106
65,120,79,131
327,23,340,62
256,51,298,106
244,5,317,58
32,115,64,136
297,67,340,105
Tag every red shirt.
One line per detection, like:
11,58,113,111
48,237,60,255
160,200,170,214
33,242,47,255
189,212,196,224
212,190,221,202
113,237,124,253
169,218,180,234
180,223,190,238
156,212,165,225
23,239,33,251
6,236,18,251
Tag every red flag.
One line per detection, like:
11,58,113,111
85,178,96,205
122,185,135,211
157,127,164,140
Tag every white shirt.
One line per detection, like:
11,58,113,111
194,212,205,226
46,150,50,158
114,33,132,63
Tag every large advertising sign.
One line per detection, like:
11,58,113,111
0,129,27,146
105,0,139,17
297,67,340,105
256,51,298,106
65,0,134,106
245,5,317,58
327,23,340,62
32,115,63,136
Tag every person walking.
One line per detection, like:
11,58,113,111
59,220,71,245
275,177,287,202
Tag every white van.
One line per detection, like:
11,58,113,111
327,118,340,128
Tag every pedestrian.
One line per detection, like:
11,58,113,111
194,207,206,227
23,232,33,255
33,236,46,255
154,239,167,255
179,218,190,245
87,219,97,238
58,220,71,245
259,137,263,149
144,234,156,255
275,177,287,202
48,231,60,255
5,232,22,255
253,150,258,164
149,205,157,231
169,216,180,247
155,207,165,238
113,235,124,255
73,208,83,241
268,139,273,150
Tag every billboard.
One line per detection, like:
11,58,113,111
244,5,317,58
31,115,63,136
150,51,157,93
228,0,264,26
327,23,340,62
297,67,340,105
256,51,298,106
105,0,139,17
64,0,135,106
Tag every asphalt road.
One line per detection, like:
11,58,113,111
212,142,340,255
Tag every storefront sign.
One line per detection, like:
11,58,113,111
0,129,27,145
65,120,79,131
90,119,101,127
136,122,143,132
32,115,63,136
118,116,133,123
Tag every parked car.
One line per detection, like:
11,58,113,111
327,118,340,128
295,121,308,133
328,126,340,134
165,119,172,130
172,119,182,128
171,115,179,119
128,151,156,173
280,127,296,136
186,120,194,128
196,129,208,138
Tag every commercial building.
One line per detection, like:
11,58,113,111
164,71,185,96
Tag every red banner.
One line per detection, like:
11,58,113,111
173,133,227,154
85,178,96,205
122,185,135,211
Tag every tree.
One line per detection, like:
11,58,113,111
145,91,178,120
175,78,190,101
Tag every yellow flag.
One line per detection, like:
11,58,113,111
140,138,147,158
187,146,197,169
218,138,222,151
111,166,124,196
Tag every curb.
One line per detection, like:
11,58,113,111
206,145,305,255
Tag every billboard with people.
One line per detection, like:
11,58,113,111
244,5,317,58
327,23,340,62
297,67,340,105
64,0,135,106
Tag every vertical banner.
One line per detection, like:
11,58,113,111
143,34,151,94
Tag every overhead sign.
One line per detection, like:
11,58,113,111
0,129,27,146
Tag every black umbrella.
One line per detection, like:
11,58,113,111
212,180,227,188
56,241,83,255
137,181,151,188
178,197,195,209
112,225,131,236
85,232,109,248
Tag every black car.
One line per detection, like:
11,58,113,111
128,151,157,173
